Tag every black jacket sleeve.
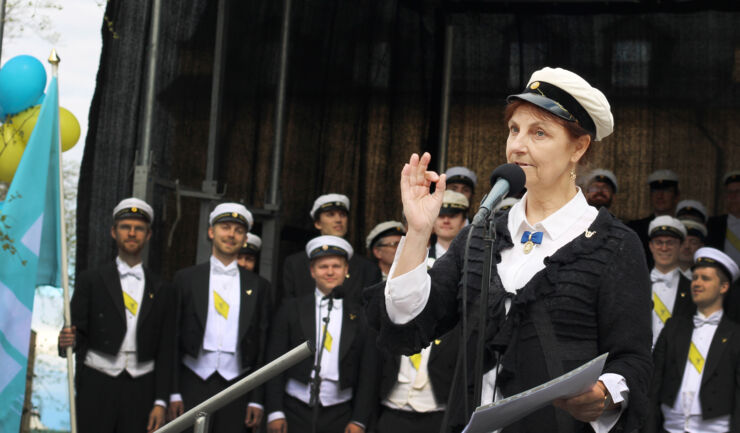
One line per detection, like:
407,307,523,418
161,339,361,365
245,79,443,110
596,228,654,432
264,300,293,415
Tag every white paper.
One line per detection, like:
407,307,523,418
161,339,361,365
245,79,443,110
462,352,609,433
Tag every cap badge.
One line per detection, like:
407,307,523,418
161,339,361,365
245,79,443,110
530,81,540,90
232,212,238,218
322,245,329,251
132,207,138,213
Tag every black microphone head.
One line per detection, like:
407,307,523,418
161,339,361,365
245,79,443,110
330,285,345,299
489,163,526,196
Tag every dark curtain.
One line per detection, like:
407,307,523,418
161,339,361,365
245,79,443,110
77,0,740,279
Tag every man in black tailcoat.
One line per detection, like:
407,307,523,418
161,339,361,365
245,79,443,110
646,247,740,433
168,203,271,433
58,198,173,433
266,235,378,433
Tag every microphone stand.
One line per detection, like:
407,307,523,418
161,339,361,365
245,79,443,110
472,211,496,408
310,296,333,433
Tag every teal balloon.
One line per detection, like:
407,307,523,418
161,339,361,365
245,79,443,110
0,55,47,115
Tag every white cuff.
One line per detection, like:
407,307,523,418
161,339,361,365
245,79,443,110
247,402,263,410
170,393,183,403
589,373,629,433
267,411,286,423
384,259,431,325
154,399,167,408
350,420,366,430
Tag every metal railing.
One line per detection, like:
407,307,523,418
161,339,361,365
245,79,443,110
158,341,314,433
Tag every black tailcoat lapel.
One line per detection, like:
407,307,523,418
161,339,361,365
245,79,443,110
701,317,733,386
340,304,358,361
102,262,126,322
238,270,257,342
137,268,157,324
299,294,316,346
193,264,210,329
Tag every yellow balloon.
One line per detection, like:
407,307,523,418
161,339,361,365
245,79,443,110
0,124,27,183
7,105,40,143
59,107,81,152
6,105,81,152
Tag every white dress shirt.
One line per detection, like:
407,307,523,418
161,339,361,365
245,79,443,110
84,258,165,407
385,189,628,432
84,257,154,378
383,343,444,412
661,310,729,433
725,214,740,267
651,267,681,348
268,289,354,424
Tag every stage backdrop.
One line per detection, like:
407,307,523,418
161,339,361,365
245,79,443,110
77,0,740,280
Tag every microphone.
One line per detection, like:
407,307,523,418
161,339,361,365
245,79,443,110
471,163,526,225
327,285,345,299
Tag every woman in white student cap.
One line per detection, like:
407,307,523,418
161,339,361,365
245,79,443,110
365,67,651,432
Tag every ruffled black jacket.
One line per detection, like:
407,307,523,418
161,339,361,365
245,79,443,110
365,208,653,432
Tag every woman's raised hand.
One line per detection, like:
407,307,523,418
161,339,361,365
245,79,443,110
401,152,445,236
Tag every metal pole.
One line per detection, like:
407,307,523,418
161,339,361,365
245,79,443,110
193,413,209,433
437,23,454,173
158,341,314,433
196,0,230,263
260,0,292,286
133,0,163,202
49,49,77,433
0,0,6,62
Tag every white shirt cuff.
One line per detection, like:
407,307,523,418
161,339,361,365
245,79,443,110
170,393,183,403
350,420,366,430
384,237,432,325
589,373,629,433
154,399,167,408
248,402,263,410
267,411,286,423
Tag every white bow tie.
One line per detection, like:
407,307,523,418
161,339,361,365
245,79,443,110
694,314,721,328
119,266,144,280
213,266,238,277
650,269,673,285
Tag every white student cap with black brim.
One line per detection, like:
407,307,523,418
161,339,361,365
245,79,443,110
676,200,708,223
587,169,618,193
506,67,614,142
240,233,262,254
444,166,478,190
209,203,253,230
113,198,154,223
366,221,405,250
306,235,353,260
648,215,687,241
310,194,350,220
693,247,739,283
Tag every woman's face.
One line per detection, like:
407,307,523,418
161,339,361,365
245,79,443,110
505,104,589,192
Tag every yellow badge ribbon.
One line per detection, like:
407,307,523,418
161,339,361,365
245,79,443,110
727,228,740,253
409,353,422,370
122,291,138,316
214,291,230,319
321,325,333,352
688,341,705,373
653,292,672,324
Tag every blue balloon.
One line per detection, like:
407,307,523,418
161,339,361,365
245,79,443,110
0,55,47,115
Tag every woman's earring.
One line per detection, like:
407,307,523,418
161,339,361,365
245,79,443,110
570,169,577,181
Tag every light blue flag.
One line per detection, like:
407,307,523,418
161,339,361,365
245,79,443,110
0,76,62,432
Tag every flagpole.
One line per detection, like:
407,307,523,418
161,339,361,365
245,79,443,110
49,49,78,433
